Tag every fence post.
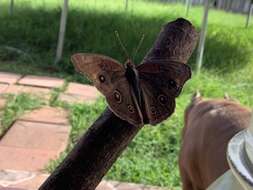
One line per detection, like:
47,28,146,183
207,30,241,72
55,0,69,65
185,0,192,16
217,0,222,9
246,0,253,28
125,0,128,11
9,0,14,15
196,0,210,74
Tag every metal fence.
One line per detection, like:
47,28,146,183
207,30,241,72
158,0,252,13
211,0,250,13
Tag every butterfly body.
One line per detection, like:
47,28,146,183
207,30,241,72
71,53,191,127
124,60,142,106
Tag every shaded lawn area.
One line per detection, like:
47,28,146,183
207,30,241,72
0,0,252,79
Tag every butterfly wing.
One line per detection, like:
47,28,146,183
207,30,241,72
105,77,143,126
71,53,143,126
137,61,191,125
72,53,124,94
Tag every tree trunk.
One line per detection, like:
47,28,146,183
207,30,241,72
39,18,198,190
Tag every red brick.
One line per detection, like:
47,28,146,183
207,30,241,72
108,181,165,190
0,72,21,85
0,169,35,187
0,146,57,171
0,120,70,171
18,76,64,89
0,187,25,190
19,107,69,125
96,181,116,190
9,173,49,190
58,93,98,104
4,85,51,100
10,178,119,190
0,121,70,152
65,83,99,97
114,182,143,190
59,83,99,104
110,181,166,190
0,84,8,94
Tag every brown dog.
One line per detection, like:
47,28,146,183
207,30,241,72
179,92,252,190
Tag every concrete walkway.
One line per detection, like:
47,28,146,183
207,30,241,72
0,72,166,190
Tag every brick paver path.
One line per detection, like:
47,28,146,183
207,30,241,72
4,85,51,101
0,121,70,171
59,82,99,104
0,85,8,94
0,72,167,190
0,73,21,85
18,75,64,89
19,107,69,125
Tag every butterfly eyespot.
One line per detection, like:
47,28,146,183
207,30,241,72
168,79,177,89
127,105,135,113
98,75,106,83
150,106,156,115
158,94,168,105
113,90,122,103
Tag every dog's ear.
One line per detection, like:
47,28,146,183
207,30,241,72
224,92,230,100
191,90,202,103
224,93,239,103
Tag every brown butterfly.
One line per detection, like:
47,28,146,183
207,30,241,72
71,53,191,127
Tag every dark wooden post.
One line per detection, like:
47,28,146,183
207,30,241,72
38,18,198,190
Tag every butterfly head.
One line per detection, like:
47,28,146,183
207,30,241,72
125,59,135,69
125,59,137,81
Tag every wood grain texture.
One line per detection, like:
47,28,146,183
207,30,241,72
142,18,198,64
38,18,198,190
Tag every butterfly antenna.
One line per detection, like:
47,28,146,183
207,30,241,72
114,31,130,59
133,34,145,62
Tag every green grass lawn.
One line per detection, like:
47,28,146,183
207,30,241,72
1,0,253,189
